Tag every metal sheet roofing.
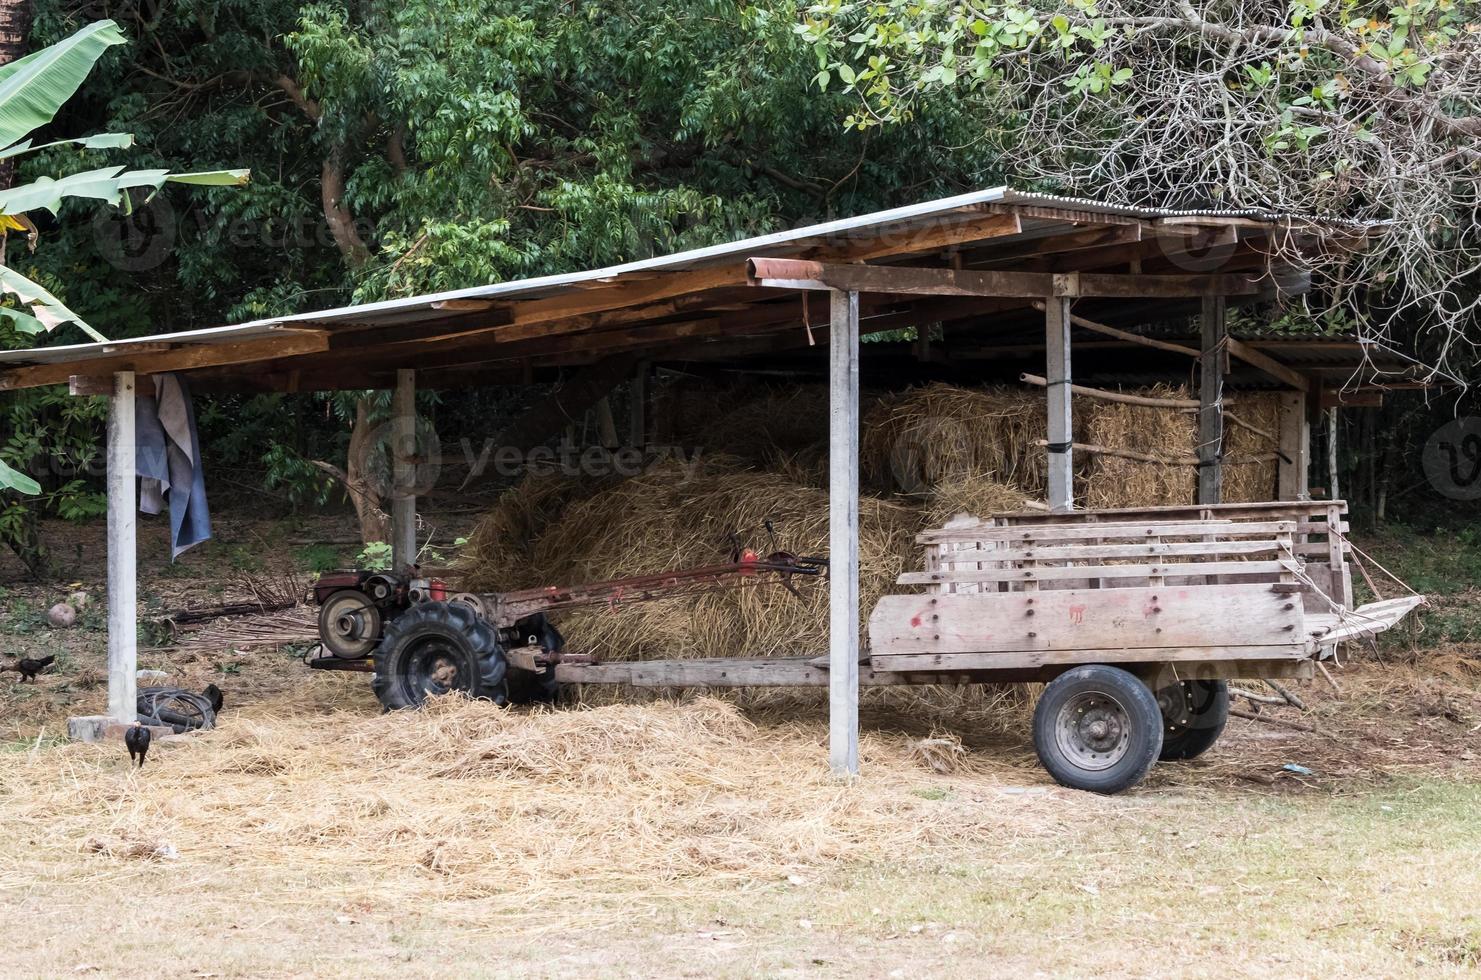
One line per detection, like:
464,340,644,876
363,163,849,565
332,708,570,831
0,186,1370,369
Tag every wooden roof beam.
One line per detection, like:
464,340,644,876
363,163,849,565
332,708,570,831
746,259,1265,299
4,330,330,392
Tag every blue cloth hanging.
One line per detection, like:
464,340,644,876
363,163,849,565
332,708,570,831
135,373,211,559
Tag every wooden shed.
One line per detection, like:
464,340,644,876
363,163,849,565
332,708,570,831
0,187,1417,772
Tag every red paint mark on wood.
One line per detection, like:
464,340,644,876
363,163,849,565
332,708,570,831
1068,604,1086,624
910,615,923,628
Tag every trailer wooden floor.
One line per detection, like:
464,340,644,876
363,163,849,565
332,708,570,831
552,655,1317,687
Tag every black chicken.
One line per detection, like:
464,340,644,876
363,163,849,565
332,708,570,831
12,655,55,682
203,683,224,715
124,722,150,768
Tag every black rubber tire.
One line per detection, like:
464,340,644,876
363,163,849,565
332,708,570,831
504,614,564,705
1156,679,1229,761
1032,664,1164,794
372,602,507,710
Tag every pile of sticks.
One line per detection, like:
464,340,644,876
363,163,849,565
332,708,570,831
1229,670,1339,734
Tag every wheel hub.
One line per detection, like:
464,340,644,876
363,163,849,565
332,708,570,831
1055,692,1132,771
407,638,472,697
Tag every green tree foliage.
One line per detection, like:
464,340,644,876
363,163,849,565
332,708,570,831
801,0,1481,378
2,1,1001,560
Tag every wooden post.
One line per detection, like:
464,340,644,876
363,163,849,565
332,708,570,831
1198,295,1227,504
391,368,417,571
1326,408,1341,502
107,371,137,725
829,289,860,776
629,361,648,448
1044,297,1073,512
1276,392,1310,500
594,396,619,449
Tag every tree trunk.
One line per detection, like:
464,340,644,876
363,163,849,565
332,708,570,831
344,397,389,543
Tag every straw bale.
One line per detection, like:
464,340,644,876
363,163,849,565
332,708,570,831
862,384,1051,496
1082,385,1197,508
1224,391,1283,503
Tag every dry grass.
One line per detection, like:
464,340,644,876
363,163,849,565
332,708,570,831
461,457,918,661
1082,384,1198,508
1225,391,1284,503
3,620,1480,976
862,383,1053,496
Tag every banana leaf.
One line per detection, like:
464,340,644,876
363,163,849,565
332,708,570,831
0,21,125,151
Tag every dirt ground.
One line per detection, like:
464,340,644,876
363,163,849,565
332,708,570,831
2,514,1480,978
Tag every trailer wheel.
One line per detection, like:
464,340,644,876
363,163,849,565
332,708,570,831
372,602,507,710
1156,679,1229,761
1032,665,1163,794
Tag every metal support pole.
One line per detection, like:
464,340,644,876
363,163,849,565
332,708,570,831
391,368,417,571
1198,295,1227,504
106,372,137,725
828,289,860,776
1045,297,1074,512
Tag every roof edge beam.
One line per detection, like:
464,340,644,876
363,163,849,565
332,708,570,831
745,259,1264,299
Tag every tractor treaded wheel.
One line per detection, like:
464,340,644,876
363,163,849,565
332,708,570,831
372,601,507,711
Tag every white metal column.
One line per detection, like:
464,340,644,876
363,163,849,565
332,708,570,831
391,369,417,570
1045,297,1074,512
106,371,138,725
828,290,860,776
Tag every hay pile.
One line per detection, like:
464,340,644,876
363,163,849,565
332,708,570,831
0,684,1043,913
862,383,1049,495
1224,391,1284,503
660,383,837,480
1081,385,1198,509
457,380,1289,663
462,458,918,659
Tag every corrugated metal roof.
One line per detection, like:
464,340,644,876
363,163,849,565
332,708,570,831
0,186,1373,372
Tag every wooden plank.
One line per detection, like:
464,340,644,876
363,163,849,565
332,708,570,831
920,519,1297,543
998,500,1341,521
868,584,1304,656
1045,296,1073,512
106,372,138,725
908,538,1294,564
746,260,1264,299
1276,392,1310,500
1226,336,1310,392
836,210,1023,261
872,645,1309,673
829,289,860,776
3,330,331,391
391,369,417,571
553,657,916,688
1199,295,1226,504
897,560,1292,586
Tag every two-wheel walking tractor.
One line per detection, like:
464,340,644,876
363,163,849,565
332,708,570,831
312,501,1422,794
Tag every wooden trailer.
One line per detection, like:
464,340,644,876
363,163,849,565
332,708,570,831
559,500,1422,793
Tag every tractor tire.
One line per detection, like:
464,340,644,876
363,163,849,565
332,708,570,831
372,602,507,710
505,614,564,705
1032,664,1163,794
1156,679,1229,761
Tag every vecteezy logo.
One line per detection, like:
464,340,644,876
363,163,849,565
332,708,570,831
1423,417,1481,501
